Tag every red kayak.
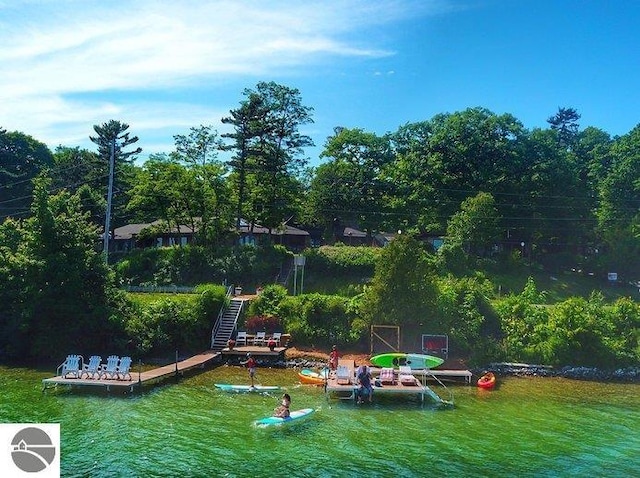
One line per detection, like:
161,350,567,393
477,372,496,390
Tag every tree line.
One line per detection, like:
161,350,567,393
2,90,639,278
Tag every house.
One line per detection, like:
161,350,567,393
237,219,310,251
109,220,196,252
108,219,310,252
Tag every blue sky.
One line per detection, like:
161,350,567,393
1,0,639,167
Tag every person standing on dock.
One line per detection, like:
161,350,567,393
243,353,257,388
329,345,339,371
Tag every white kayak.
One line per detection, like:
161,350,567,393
255,408,314,426
214,384,280,393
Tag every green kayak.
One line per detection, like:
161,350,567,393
370,353,444,369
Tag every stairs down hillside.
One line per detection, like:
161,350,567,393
210,298,245,350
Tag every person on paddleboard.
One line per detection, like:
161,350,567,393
273,393,291,418
242,352,257,388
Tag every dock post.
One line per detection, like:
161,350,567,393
175,350,179,376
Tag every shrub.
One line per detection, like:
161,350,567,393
244,314,282,333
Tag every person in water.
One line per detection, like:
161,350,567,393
328,345,339,371
273,393,291,418
356,363,373,404
242,352,257,387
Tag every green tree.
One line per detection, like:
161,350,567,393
0,128,53,220
0,178,126,359
318,127,393,236
446,192,500,256
360,234,438,326
547,107,581,150
90,120,142,250
237,82,314,232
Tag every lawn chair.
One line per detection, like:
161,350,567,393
379,367,396,385
57,354,82,379
100,355,120,380
253,331,266,346
399,365,418,386
336,364,352,385
81,355,102,379
271,332,282,346
236,331,248,346
116,356,132,381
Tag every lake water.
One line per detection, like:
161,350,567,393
1,365,639,477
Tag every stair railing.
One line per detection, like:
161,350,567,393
210,286,233,349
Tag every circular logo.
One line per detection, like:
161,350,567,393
11,427,56,473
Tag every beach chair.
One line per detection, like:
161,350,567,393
379,367,396,385
271,332,282,346
57,354,82,379
116,356,133,381
100,355,120,380
336,364,352,385
81,355,102,379
399,365,418,386
253,331,266,346
236,331,248,346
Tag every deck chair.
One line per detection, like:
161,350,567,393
379,367,396,385
57,354,82,379
271,332,282,346
100,355,120,380
236,331,248,346
399,365,418,386
253,331,266,346
81,355,102,379
116,356,133,381
336,364,352,385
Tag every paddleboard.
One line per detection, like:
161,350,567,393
255,408,314,426
214,384,280,393
370,353,444,370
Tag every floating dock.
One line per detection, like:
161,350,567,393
42,350,219,392
324,360,459,405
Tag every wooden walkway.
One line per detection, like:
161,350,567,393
42,350,219,392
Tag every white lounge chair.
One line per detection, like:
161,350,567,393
81,355,102,379
336,364,352,385
399,365,418,386
236,331,248,346
100,355,120,380
57,354,82,379
253,331,266,346
271,332,282,346
116,356,132,381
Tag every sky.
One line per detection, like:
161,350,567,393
2,0,640,167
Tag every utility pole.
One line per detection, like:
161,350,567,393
103,139,115,262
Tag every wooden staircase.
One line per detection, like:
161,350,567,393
210,297,245,350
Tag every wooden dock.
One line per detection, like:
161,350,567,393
42,350,220,392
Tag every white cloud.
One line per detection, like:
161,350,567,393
0,0,449,155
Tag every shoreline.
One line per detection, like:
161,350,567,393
282,348,640,383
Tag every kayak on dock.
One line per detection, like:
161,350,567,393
370,353,444,370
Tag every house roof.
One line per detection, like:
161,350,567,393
113,220,197,240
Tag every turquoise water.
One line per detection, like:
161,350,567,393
1,365,639,477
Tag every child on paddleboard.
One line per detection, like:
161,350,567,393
273,393,291,418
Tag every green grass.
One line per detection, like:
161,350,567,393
128,292,197,305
